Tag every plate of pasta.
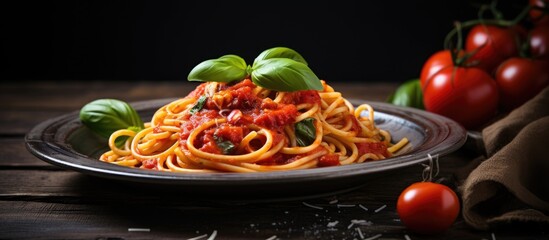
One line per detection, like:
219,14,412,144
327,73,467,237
25,47,467,200
25,80,466,200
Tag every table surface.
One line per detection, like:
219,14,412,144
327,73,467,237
1,80,547,240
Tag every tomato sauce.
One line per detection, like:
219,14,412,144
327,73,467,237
176,79,389,166
141,159,157,169
318,154,341,167
180,79,322,158
357,142,390,158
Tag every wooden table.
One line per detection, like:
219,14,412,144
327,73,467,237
1,80,547,239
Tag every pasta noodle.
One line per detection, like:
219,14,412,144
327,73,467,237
99,79,409,173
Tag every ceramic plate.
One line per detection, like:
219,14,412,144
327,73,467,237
25,98,467,200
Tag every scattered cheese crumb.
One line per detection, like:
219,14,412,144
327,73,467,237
348,219,370,229
187,234,208,240
302,202,324,210
363,234,382,240
265,235,277,240
374,204,387,213
329,199,339,204
356,227,364,239
128,228,150,232
206,230,217,240
337,204,356,208
404,234,411,240
359,204,368,211
327,221,339,227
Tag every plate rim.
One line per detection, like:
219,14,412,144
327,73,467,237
25,98,468,186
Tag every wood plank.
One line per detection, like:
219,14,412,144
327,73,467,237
329,82,399,102
0,137,52,167
0,81,398,110
0,152,474,207
0,110,70,136
1,152,546,239
0,150,475,197
0,80,199,110
1,187,546,240
0,81,398,136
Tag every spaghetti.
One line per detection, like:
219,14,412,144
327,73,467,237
99,79,409,173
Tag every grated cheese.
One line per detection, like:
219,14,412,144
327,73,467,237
404,234,411,240
327,221,339,227
359,204,368,211
356,227,364,239
337,204,356,208
187,234,208,240
128,228,150,232
265,235,277,240
374,204,387,213
206,230,217,240
363,233,382,240
492,233,496,240
302,202,324,210
347,219,374,229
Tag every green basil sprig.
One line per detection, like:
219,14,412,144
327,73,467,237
252,46,308,66
295,118,316,146
188,55,248,83
214,136,235,155
190,95,207,115
79,99,145,140
387,78,425,109
187,47,323,92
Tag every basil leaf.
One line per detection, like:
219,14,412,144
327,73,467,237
190,95,207,115
295,118,316,146
252,46,308,67
214,136,235,155
187,54,248,83
79,99,144,139
387,78,425,109
251,58,323,92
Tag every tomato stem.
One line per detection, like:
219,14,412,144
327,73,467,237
443,3,532,54
478,0,503,22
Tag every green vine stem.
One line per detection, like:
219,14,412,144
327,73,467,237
443,3,532,52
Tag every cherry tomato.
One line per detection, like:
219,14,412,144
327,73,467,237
495,57,549,111
397,182,460,235
422,66,499,129
529,0,549,26
419,50,454,88
465,24,525,74
529,24,549,59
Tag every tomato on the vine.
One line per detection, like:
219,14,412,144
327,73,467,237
494,57,549,111
529,23,549,59
422,65,499,129
419,50,454,87
529,0,549,26
464,24,525,74
397,181,460,235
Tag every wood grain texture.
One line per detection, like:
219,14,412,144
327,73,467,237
1,80,547,240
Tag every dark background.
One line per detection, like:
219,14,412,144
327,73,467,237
2,0,527,83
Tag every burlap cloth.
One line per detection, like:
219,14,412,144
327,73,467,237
458,86,549,230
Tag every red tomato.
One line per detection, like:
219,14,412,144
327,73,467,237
423,66,499,129
529,24,549,59
529,0,549,25
419,50,454,88
465,24,525,74
397,182,460,235
495,57,549,111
